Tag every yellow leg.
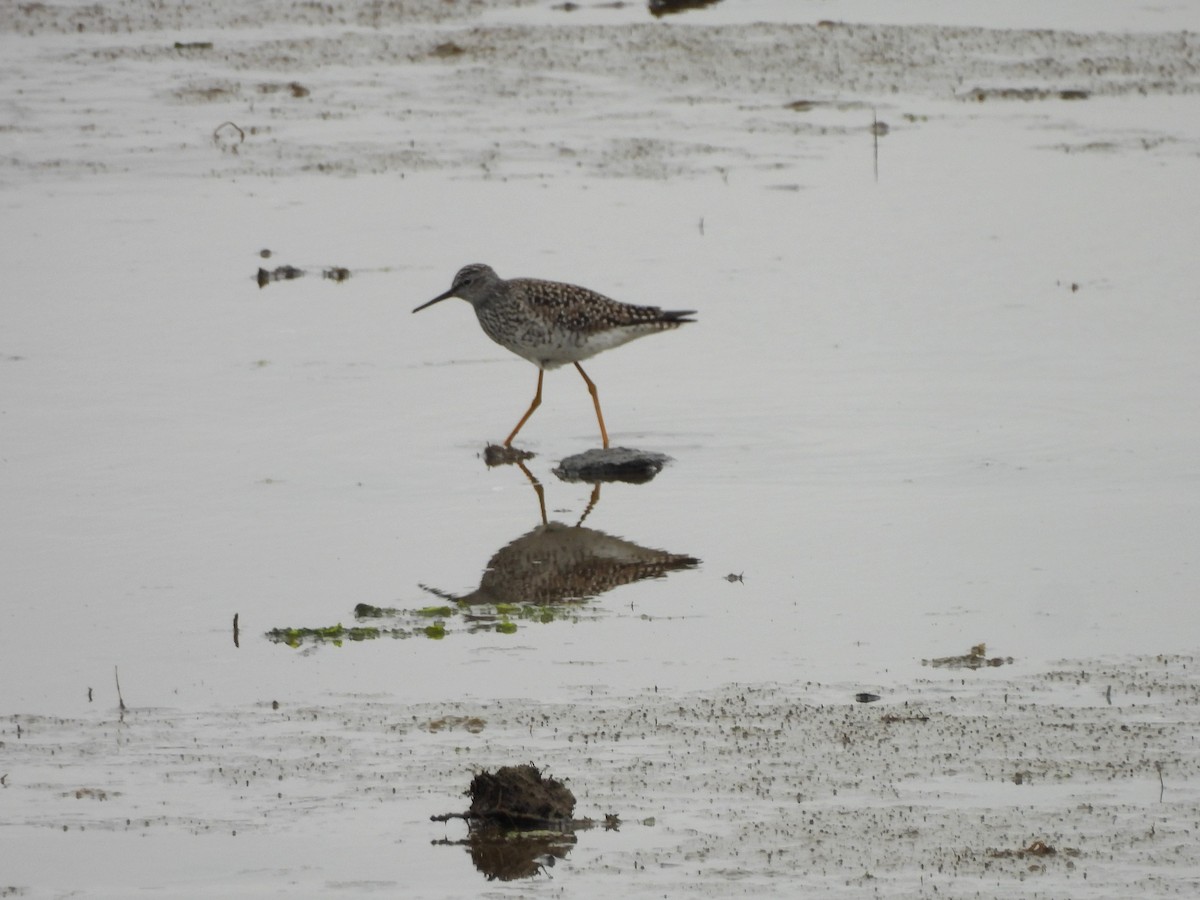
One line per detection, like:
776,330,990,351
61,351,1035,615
577,483,601,526
574,362,609,449
504,369,543,447
515,460,548,526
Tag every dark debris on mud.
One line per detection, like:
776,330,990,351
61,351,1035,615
466,764,576,829
5,655,1199,895
255,263,350,288
923,642,1014,669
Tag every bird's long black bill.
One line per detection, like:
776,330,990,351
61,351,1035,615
412,288,456,313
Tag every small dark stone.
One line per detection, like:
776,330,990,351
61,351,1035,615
649,0,724,17
256,264,304,288
553,447,670,484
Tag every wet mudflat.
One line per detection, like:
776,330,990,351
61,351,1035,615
3,0,1200,896
5,655,1200,896
2,657,1200,900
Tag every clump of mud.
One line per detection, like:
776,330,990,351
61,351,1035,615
432,765,595,881
467,764,575,829
256,265,303,287
988,839,1076,859
923,642,1013,669
254,263,350,288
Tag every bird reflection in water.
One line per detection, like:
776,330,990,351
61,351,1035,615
426,459,698,611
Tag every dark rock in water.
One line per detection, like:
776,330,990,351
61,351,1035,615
649,0,723,17
469,765,575,829
553,447,670,484
256,265,303,288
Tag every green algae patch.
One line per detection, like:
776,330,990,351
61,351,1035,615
268,589,618,648
267,600,598,647
266,624,382,647
518,605,563,624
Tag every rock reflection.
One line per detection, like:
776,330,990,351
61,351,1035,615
433,824,576,882
467,827,575,881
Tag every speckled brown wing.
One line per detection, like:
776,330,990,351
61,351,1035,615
511,277,696,338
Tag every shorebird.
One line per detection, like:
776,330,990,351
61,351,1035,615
413,264,695,448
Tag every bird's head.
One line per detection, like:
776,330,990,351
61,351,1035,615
413,263,500,312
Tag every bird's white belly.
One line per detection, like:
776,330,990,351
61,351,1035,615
491,323,647,370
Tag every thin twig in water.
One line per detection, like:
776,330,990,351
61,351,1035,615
873,108,879,182
419,583,457,601
114,666,126,715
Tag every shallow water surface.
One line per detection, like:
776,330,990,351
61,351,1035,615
2,0,1199,896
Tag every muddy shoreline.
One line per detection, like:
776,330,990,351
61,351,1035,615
5,654,1198,896
4,2,1197,184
